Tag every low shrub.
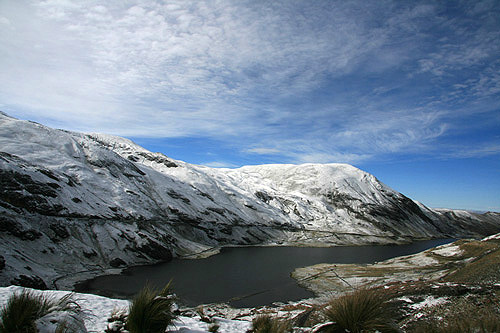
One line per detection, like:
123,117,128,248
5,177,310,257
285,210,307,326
126,283,177,333
323,288,398,333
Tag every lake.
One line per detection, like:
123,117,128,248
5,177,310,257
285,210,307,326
76,239,454,308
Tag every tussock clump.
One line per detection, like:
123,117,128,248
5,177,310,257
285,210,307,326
125,283,177,333
251,314,291,333
0,290,81,333
323,288,398,333
0,290,51,332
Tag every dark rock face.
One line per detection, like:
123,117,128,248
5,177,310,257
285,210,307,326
11,274,48,290
49,223,70,241
0,255,5,270
136,240,173,262
167,190,191,203
198,191,214,201
127,155,140,162
207,207,226,215
136,151,178,168
255,191,273,203
0,216,42,241
110,258,127,268
0,169,65,215
83,250,98,258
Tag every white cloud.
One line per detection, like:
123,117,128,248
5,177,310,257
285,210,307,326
445,143,500,159
0,1,411,132
0,1,498,164
246,148,282,155
201,161,237,168
292,152,371,165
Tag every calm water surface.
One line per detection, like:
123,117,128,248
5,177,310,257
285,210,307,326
77,239,454,308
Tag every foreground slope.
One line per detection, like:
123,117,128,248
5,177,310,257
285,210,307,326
2,235,500,332
0,111,499,289
292,233,500,331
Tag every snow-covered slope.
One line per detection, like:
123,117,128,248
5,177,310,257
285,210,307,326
1,112,499,289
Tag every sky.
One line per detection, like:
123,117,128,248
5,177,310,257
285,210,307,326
0,0,499,211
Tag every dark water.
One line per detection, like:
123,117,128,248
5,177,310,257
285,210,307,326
77,239,454,308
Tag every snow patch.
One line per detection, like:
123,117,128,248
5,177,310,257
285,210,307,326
406,254,439,266
168,316,251,333
432,245,463,257
409,296,448,310
483,233,500,241
397,296,414,303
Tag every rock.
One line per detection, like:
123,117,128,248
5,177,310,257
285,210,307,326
0,255,5,270
49,223,70,241
255,191,273,203
105,320,127,332
11,274,48,290
83,249,98,258
110,258,127,268
137,240,173,262
0,216,42,241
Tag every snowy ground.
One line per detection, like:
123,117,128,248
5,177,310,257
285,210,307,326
0,286,251,332
431,244,463,257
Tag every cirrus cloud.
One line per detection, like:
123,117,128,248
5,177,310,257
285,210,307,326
0,0,499,165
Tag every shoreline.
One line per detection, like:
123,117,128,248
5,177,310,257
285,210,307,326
70,237,455,305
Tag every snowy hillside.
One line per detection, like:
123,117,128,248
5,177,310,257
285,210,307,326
1,111,499,290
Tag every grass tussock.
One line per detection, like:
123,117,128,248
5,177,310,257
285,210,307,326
126,282,177,333
251,314,291,333
323,288,398,333
0,290,80,333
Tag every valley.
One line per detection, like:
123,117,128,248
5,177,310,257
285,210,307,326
1,111,499,295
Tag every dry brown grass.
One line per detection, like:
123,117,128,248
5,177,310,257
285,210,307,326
409,307,500,333
445,244,500,284
455,239,499,258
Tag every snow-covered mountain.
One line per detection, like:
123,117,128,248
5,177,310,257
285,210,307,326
1,111,499,289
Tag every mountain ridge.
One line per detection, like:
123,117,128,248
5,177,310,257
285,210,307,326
1,112,499,290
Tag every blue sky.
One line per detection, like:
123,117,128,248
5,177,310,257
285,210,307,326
0,0,499,211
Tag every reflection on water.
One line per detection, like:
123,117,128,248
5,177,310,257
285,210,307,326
77,238,454,308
